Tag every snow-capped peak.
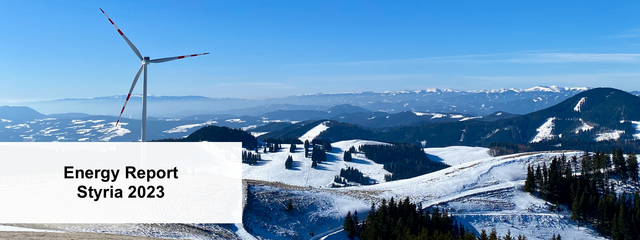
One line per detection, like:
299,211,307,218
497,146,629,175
524,86,562,93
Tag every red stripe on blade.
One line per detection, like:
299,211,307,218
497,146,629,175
178,56,185,59
100,8,105,13
191,54,197,57
117,29,124,35
121,107,125,114
109,19,114,25
126,94,131,101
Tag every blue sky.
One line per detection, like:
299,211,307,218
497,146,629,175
2,1,640,102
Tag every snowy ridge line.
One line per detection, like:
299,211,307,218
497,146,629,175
296,86,589,97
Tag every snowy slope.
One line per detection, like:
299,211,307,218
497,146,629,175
299,121,330,143
530,117,556,143
341,151,605,240
244,150,609,240
424,146,492,166
243,140,391,187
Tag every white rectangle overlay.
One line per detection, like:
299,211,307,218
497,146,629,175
0,142,242,223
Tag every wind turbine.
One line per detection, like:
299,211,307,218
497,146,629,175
100,8,208,142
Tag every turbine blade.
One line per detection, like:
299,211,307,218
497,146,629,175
148,53,209,63
100,8,144,61
116,65,144,127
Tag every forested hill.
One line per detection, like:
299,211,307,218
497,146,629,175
373,88,640,147
153,125,258,149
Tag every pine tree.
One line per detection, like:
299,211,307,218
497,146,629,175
479,229,489,240
627,152,638,183
504,230,513,240
353,210,360,237
344,211,354,239
525,165,535,193
571,195,581,222
489,228,498,240
322,141,332,151
289,143,296,153
349,146,356,153
344,151,353,162
285,155,293,170
287,199,293,211
535,165,543,192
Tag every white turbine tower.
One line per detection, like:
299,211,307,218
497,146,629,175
100,8,208,142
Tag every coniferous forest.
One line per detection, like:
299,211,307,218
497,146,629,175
242,150,261,165
359,143,449,181
154,125,258,149
343,197,527,240
311,145,327,169
523,149,640,240
333,166,372,186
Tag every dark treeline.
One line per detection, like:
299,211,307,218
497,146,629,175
523,150,640,240
489,140,640,156
312,138,333,151
360,143,449,181
154,125,258,149
343,197,527,240
242,151,261,165
333,167,372,186
261,137,302,145
265,143,282,153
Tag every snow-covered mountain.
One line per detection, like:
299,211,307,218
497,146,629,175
314,87,640,147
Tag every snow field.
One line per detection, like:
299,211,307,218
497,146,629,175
594,130,625,142
242,140,391,187
340,151,604,240
574,97,586,112
424,146,492,166
530,117,556,143
299,121,330,143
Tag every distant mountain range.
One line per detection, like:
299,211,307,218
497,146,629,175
13,85,591,117
4,86,640,145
